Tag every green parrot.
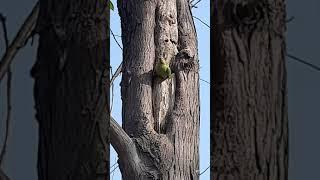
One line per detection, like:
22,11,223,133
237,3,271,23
155,58,173,80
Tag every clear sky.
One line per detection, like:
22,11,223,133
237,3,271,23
110,0,210,179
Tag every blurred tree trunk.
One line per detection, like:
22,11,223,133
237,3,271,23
31,0,110,179
109,0,200,179
212,0,288,179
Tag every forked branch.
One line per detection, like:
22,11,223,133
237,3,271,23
0,2,39,81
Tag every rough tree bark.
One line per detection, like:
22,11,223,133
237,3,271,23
110,0,200,179
212,0,288,179
31,0,110,179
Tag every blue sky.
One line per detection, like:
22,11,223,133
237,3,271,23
110,0,210,179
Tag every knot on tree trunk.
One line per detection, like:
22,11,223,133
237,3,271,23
133,133,174,178
232,1,264,25
222,1,267,31
172,48,199,73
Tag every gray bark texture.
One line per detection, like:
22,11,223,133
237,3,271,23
110,0,200,179
31,0,110,179
212,0,288,179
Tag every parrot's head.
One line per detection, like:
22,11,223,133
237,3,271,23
160,58,166,64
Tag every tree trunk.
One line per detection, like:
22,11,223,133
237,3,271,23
110,0,200,179
31,0,110,179
212,0,288,179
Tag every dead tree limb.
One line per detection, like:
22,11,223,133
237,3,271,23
0,2,39,81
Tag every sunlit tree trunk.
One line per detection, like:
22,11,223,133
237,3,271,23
110,0,200,179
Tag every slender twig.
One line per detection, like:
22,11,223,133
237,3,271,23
0,14,12,180
199,165,210,176
110,165,119,174
0,1,39,81
0,13,9,49
110,29,122,50
110,63,122,84
113,34,122,37
286,16,295,23
287,53,320,72
0,13,12,176
0,11,11,180
111,157,117,180
193,16,210,29
109,28,123,84
200,78,210,85
199,157,218,176
191,0,202,8
110,160,118,180
110,161,118,169
0,69,11,166
111,166,115,180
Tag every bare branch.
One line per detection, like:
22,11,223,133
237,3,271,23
110,165,119,174
287,53,320,72
0,13,9,49
193,16,210,28
113,34,122,37
109,28,123,84
0,2,39,81
110,29,122,50
111,158,118,180
198,157,218,176
286,16,295,23
191,0,202,8
200,78,210,85
0,69,11,166
110,161,118,169
193,0,201,6
110,116,131,154
110,62,122,84
0,11,12,180
199,165,210,175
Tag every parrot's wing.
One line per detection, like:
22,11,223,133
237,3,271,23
165,66,170,74
166,66,172,78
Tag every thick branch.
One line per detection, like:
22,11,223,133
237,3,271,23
0,2,38,81
110,116,142,174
